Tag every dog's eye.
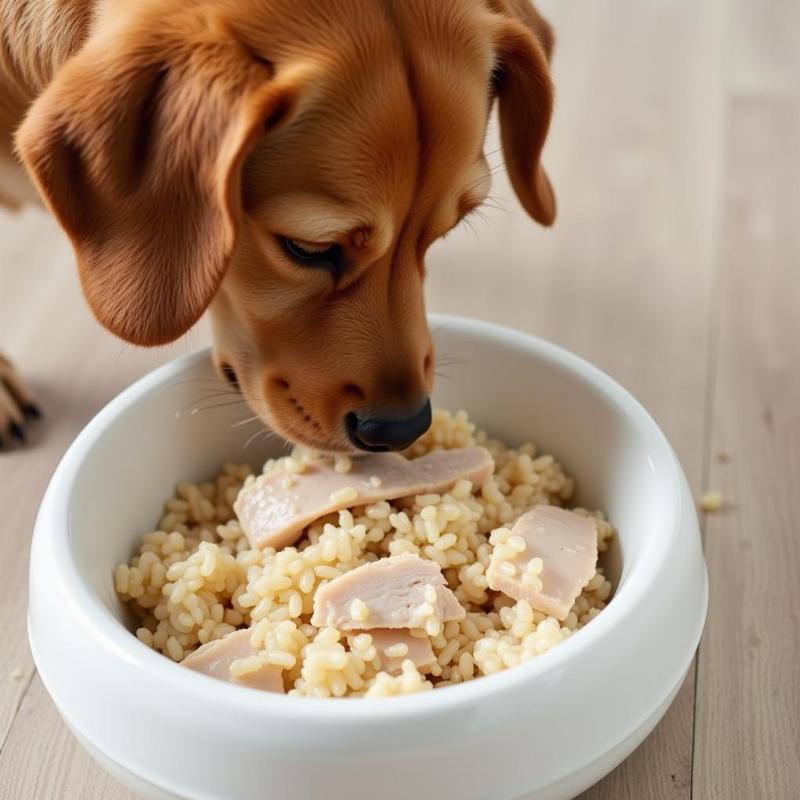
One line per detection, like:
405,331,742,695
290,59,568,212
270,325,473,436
281,237,341,274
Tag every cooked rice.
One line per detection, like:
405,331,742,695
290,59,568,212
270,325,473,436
115,408,614,698
700,490,724,512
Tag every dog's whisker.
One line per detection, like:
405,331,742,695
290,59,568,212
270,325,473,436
483,194,512,213
174,393,232,416
462,216,479,238
477,194,515,219
244,427,273,451
184,398,253,416
169,376,228,384
190,389,241,400
175,387,268,415
463,172,493,195
167,378,267,406
230,413,264,430
436,357,467,367
174,388,236,405
174,391,248,416
472,208,492,226
167,378,232,391
253,428,283,451
195,390,265,405
487,164,508,179
485,158,506,174
435,350,469,369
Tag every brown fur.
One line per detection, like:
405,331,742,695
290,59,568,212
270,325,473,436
1,0,555,452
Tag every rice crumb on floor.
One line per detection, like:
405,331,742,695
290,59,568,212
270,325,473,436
700,491,724,512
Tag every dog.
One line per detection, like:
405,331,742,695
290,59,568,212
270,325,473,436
0,0,555,453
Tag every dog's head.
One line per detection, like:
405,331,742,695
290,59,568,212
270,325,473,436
17,0,554,452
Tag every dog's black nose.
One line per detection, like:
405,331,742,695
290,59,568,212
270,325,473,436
344,399,432,452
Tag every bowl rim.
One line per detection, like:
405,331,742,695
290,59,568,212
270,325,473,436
38,313,693,723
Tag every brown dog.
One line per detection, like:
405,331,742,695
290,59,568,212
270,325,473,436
0,0,555,452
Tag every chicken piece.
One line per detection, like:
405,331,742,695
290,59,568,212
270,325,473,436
311,555,466,631
487,506,598,621
365,628,436,675
235,446,494,550
181,628,283,693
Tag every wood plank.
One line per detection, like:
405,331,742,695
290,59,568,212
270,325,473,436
429,0,727,482
428,1,726,795
0,206,201,789
0,676,135,800
0,208,83,747
693,2,800,796
727,0,800,97
692,96,800,800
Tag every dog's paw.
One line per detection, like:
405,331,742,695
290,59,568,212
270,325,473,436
0,353,41,449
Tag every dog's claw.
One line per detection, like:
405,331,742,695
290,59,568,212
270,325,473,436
1,353,41,449
23,403,42,420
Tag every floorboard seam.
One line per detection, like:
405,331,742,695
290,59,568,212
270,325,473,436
689,28,732,793
0,668,37,759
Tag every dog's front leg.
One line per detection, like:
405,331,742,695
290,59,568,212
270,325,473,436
0,352,40,447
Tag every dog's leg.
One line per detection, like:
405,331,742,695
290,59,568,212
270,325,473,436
0,352,41,448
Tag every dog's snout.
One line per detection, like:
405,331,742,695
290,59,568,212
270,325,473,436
344,398,432,452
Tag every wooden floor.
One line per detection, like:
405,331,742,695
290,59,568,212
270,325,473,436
1,1,798,797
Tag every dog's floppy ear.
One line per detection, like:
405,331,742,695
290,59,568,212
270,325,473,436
16,28,302,345
490,1,556,226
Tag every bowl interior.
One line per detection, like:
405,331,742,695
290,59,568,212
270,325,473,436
64,316,677,638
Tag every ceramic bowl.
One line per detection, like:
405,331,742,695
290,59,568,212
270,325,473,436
29,314,707,800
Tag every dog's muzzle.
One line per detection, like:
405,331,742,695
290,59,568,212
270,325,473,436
344,399,432,452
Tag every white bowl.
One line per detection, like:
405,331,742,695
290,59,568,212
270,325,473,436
29,314,707,800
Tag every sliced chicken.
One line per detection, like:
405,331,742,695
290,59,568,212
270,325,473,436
487,506,598,620
235,446,494,550
311,555,466,630
181,628,283,693
362,628,436,675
